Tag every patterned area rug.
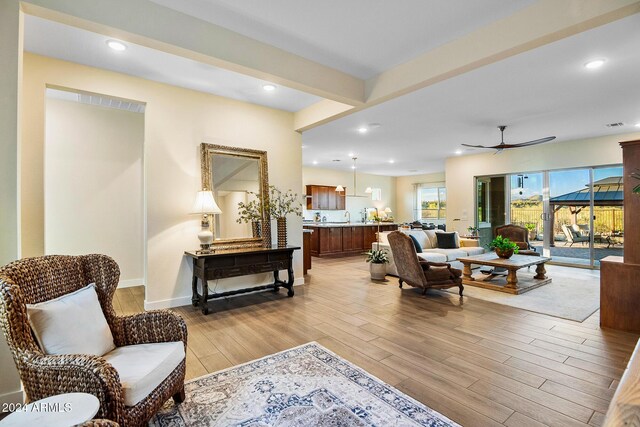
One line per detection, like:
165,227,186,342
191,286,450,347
149,342,458,426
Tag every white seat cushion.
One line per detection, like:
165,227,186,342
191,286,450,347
423,248,467,261
26,283,115,356
463,247,486,256
103,341,185,407
417,252,447,263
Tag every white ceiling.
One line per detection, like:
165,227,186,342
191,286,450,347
302,13,640,176
149,0,536,79
24,15,321,113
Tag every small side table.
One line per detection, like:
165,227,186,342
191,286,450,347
0,393,100,427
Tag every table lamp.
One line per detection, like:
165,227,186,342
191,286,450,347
384,207,392,219
191,190,222,252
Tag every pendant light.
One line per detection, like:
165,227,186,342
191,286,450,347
347,157,369,198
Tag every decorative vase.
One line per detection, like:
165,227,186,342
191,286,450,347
251,220,262,238
277,217,287,247
495,248,514,259
369,262,386,280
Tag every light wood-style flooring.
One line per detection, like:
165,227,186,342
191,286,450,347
114,256,638,427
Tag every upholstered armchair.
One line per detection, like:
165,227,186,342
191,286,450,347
494,224,540,256
0,255,187,427
387,231,463,296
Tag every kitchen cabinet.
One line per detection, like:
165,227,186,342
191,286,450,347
306,185,346,210
305,224,397,257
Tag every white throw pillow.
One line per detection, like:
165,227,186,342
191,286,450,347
424,230,438,249
402,230,430,250
26,283,116,356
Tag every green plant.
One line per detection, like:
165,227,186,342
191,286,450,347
236,196,262,224
524,223,536,232
489,235,519,254
265,186,303,219
365,249,389,264
467,226,478,234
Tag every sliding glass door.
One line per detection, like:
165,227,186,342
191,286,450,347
475,164,623,269
548,168,593,266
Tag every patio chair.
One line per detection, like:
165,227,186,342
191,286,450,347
561,224,589,247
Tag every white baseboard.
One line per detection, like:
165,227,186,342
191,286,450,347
0,389,23,406
118,279,144,289
144,277,305,311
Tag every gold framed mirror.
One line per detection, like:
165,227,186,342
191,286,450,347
200,143,270,248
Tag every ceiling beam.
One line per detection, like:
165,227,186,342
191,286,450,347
20,0,365,106
297,0,640,131
365,0,640,105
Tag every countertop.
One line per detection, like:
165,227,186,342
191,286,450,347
303,222,399,228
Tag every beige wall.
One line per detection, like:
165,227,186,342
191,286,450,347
44,97,144,284
0,0,23,409
395,172,446,223
445,133,640,233
302,166,396,222
22,53,303,309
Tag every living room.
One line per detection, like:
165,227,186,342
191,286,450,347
2,1,640,426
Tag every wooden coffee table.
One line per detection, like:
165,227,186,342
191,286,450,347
457,253,552,294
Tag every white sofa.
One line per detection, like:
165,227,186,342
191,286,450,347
375,229,485,276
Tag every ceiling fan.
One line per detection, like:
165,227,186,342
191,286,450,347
462,126,556,153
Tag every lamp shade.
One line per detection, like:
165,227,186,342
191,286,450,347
191,190,222,214
335,185,344,192
384,207,392,213
364,187,373,194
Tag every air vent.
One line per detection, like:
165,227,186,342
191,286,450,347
332,159,341,162
606,122,624,128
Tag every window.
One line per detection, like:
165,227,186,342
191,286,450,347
415,184,446,221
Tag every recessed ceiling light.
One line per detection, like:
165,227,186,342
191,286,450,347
389,160,395,164
312,160,318,165
584,59,606,69
635,123,640,128
351,165,356,169
106,40,127,51
263,84,276,91
357,126,368,134
455,149,463,155
348,152,354,157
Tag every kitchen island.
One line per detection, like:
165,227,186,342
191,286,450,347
303,222,398,257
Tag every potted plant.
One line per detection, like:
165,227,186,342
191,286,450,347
237,196,263,238
365,248,389,280
490,235,520,259
524,222,537,240
467,226,478,237
265,186,302,247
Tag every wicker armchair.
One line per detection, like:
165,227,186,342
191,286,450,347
387,231,463,296
0,255,187,427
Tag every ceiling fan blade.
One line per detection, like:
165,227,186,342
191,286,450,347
509,136,556,147
461,143,491,148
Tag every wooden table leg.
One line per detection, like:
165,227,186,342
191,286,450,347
534,263,547,280
286,252,295,297
506,269,518,290
191,260,199,307
197,259,209,315
462,262,472,280
273,270,281,292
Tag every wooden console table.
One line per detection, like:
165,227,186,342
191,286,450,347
185,246,300,315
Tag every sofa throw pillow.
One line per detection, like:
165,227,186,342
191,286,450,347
26,283,116,356
409,234,423,253
436,232,459,249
